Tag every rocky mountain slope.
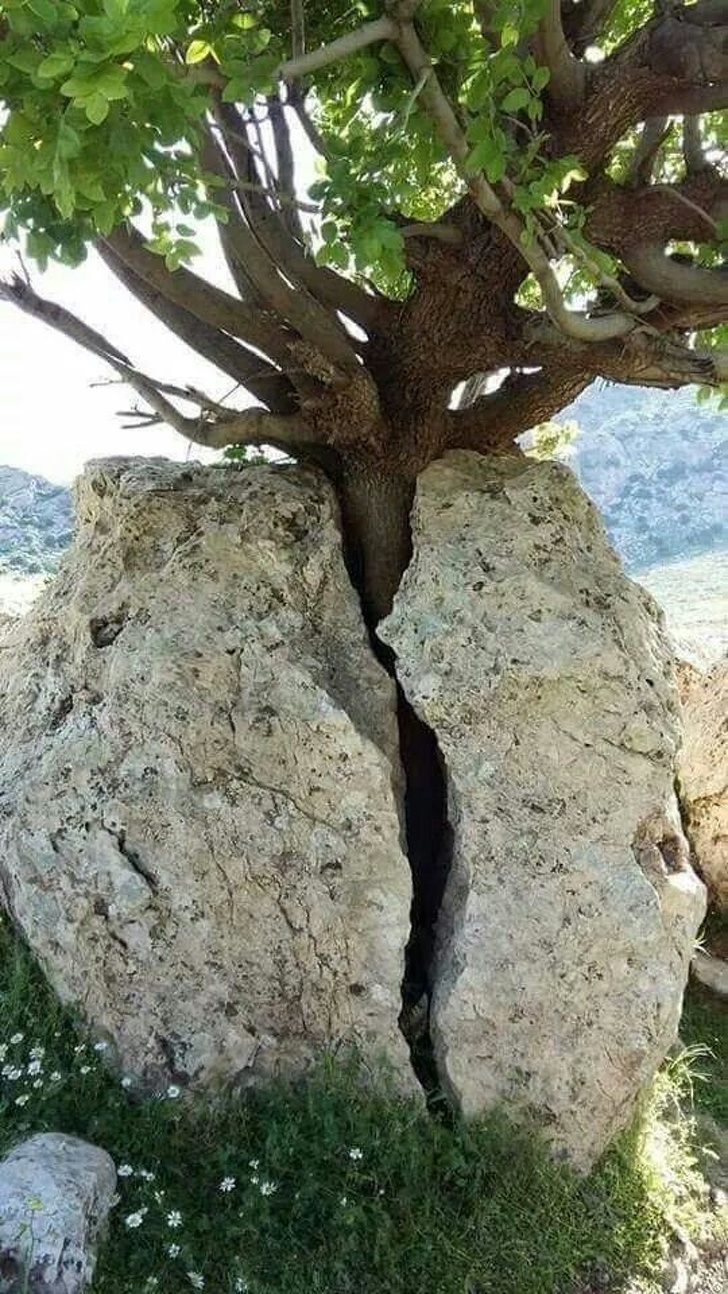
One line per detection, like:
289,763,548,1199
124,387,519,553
563,383,726,572
0,465,73,575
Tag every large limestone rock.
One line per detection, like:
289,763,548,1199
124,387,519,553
677,657,727,909
0,459,411,1090
381,451,705,1169
0,1133,116,1292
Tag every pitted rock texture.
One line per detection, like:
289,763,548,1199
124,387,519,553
677,656,728,910
0,1133,115,1293
0,458,411,1090
380,451,705,1170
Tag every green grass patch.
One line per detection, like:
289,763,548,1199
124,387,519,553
680,983,728,1125
0,914,719,1294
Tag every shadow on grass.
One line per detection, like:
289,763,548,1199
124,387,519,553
0,915,711,1294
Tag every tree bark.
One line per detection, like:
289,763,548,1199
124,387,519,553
338,463,416,627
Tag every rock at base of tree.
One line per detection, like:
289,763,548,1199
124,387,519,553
691,950,728,999
0,1133,116,1293
676,657,728,911
0,458,412,1092
381,451,706,1171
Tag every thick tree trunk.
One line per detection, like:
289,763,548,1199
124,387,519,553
338,463,416,626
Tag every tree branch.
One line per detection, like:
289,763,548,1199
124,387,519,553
391,13,638,343
103,223,294,367
447,366,592,451
534,0,586,110
626,116,669,187
96,241,298,413
621,244,728,307
203,131,361,376
279,16,398,81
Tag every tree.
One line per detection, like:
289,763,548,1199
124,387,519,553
0,0,725,621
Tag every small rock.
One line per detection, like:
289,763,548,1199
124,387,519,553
691,949,728,999
0,1133,116,1292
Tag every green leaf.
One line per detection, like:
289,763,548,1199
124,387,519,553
501,87,530,113
84,92,110,124
37,50,77,81
185,40,212,66
501,22,519,46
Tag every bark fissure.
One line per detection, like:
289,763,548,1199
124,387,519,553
336,464,452,1102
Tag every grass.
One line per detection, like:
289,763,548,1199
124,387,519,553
680,912,728,1126
0,913,723,1294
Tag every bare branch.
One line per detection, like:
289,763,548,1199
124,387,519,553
622,244,728,306
447,366,592,450
268,95,305,242
0,271,131,368
103,223,293,366
96,241,298,413
683,116,708,174
209,105,382,332
534,0,586,109
279,16,397,81
203,126,362,372
626,117,669,187
291,0,305,60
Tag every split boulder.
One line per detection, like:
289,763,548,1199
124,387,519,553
381,451,705,1169
0,458,412,1091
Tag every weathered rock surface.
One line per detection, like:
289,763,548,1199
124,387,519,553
691,950,728,999
0,458,411,1090
0,1133,116,1293
676,657,728,909
381,451,706,1169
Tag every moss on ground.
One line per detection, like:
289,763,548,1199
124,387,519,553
0,914,723,1294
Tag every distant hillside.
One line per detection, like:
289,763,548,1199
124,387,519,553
563,384,726,572
0,465,73,575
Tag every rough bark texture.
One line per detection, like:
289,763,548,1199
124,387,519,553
677,656,728,910
0,459,413,1092
0,1134,116,1293
380,452,706,1170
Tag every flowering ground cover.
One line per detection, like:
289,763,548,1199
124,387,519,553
0,913,724,1294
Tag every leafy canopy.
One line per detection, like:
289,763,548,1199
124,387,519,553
0,0,719,295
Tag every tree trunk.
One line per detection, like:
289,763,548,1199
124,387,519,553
338,463,416,627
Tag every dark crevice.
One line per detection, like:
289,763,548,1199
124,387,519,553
338,491,453,1106
107,827,158,894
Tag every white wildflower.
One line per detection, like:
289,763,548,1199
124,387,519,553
187,1272,205,1289
166,1084,181,1099
233,1281,248,1293
29,1046,45,1060
0,1045,6,1062
124,1211,146,1229
15,1094,30,1107
117,1164,134,1178
248,1158,259,1170
249,1174,259,1186
10,1033,24,1045
138,1169,156,1182
27,1060,42,1077
219,1177,236,1193
348,1147,363,1161
79,1065,91,1075
167,1244,180,1258
49,1072,62,1083
167,1211,183,1229
3,1066,22,1081
73,1044,86,1054
32,1079,43,1090
340,1195,348,1206
259,1180,277,1197
121,1076,133,1089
